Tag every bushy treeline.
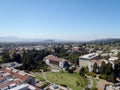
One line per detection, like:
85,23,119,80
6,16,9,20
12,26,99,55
21,50,50,71
1,50,51,71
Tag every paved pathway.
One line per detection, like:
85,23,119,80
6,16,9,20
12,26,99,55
87,76,93,88
41,70,51,83
82,76,93,90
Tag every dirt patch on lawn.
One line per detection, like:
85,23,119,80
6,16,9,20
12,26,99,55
97,79,113,90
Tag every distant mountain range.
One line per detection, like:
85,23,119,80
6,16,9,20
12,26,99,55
0,37,56,43
0,36,120,43
0,37,23,42
87,38,120,43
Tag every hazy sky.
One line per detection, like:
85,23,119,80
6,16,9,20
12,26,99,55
0,0,120,41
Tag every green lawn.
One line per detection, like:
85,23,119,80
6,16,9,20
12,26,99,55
34,73,45,81
92,78,97,89
45,72,88,90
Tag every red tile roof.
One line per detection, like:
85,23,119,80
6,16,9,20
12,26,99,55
0,76,4,81
91,60,103,65
1,67,30,82
44,55,65,62
0,67,38,90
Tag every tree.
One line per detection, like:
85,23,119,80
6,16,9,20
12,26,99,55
1,52,11,63
11,53,22,63
106,73,116,83
21,50,50,71
79,67,85,77
93,63,97,73
114,63,120,76
100,61,106,74
106,62,113,75
84,66,89,73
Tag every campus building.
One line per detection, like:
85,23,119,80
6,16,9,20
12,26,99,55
44,55,69,68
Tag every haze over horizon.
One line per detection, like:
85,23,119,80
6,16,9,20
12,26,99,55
0,0,120,41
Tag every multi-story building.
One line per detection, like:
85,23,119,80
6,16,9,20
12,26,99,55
79,53,99,71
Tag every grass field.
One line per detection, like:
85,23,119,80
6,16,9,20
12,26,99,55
34,73,45,81
92,78,97,89
45,72,88,90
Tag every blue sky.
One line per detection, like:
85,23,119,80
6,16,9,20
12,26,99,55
0,0,120,41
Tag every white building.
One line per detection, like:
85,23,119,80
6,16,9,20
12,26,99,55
79,53,99,67
79,53,99,71
105,85,120,90
109,49,120,57
109,57,118,68
109,57,118,62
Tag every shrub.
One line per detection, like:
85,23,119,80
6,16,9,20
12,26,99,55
106,74,115,83
85,87,91,90
60,84,67,87
60,70,64,73
41,82,50,89
99,74,106,79
71,67,76,71
87,72,96,77
76,81,80,87
92,73,96,77
91,87,98,90
87,72,92,76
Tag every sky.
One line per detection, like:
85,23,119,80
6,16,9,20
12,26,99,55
0,0,120,41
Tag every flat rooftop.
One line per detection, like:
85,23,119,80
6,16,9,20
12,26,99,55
79,53,99,60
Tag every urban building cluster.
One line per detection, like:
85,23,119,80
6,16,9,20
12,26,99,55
0,67,39,90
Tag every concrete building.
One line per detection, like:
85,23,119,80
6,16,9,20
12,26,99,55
105,84,120,90
79,53,99,71
89,60,108,72
44,55,69,68
44,83,69,90
110,49,120,56
109,57,118,62
1,62,22,68
108,57,118,68
79,53,99,67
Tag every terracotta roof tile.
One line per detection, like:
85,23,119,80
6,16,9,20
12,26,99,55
91,60,103,65
1,67,30,82
44,55,65,62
